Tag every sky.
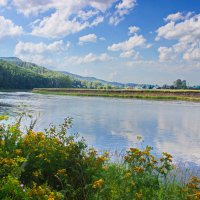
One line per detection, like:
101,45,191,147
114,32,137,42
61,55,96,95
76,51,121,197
0,0,200,85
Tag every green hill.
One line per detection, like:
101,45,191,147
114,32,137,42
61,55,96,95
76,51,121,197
0,57,115,90
0,59,72,89
0,57,133,90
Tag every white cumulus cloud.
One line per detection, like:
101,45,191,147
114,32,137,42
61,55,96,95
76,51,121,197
0,0,7,6
158,47,176,62
15,40,66,55
31,10,104,38
164,12,184,22
157,13,200,63
12,0,115,16
89,0,115,12
77,10,99,21
120,50,140,59
67,53,111,65
0,16,23,39
11,0,115,38
109,0,137,25
183,46,200,62
129,26,140,34
156,13,200,42
14,40,70,66
79,34,97,45
108,34,148,52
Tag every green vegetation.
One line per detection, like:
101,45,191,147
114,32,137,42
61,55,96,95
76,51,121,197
33,88,200,102
0,58,115,90
0,60,72,90
0,115,200,200
173,79,187,89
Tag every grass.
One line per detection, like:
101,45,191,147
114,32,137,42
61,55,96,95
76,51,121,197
32,88,200,102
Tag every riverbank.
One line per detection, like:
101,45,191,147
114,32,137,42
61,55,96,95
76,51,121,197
0,89,31,92
33,88,200,102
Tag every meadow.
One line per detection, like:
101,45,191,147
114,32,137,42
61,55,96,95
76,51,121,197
0,114,200,200
33,88,200,102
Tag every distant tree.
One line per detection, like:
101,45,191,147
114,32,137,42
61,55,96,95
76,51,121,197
173,79,187,89
182,80,187,89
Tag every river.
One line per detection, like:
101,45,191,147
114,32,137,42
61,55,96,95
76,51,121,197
0,92,200,168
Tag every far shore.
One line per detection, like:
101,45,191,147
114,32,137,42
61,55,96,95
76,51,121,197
0,89,31,92
32,88,200,102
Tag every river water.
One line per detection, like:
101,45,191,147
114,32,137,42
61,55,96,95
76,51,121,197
1,92,200,168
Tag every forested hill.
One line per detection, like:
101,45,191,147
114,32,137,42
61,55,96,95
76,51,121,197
60,71,127,88
0,58,72,89
0,57,124,90
0,57,137,89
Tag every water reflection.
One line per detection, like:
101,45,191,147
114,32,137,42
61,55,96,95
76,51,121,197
0,92,200,167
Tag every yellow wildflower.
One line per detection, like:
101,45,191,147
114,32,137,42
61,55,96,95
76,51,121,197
124,155,131,162
57,169,67,175
191,176,200,183
160,158,164,162
194,190,200,200
33,170,42,177
15,149,22,155
37,154,44,158
150,155,158,164
135,192,142,199
125,172,131,178
37,186,45,196
92,179,104,189
104,151,109,158
37,132,45,139
142,150,150,156
139,157,146,163
48,192,55,200
133,166,144,173
89,148,97,156
97,156,107,162
162,152,173,159
130,148,138,152
53,138,59,144
181,188,187,193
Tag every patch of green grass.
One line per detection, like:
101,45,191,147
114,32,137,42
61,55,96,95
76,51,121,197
33,89,200,102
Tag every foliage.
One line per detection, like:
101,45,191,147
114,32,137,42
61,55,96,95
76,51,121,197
0,58,114,90
0,115,200,200
173,79,187,89
0,60,72,89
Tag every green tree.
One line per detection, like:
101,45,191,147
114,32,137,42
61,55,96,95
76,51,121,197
173,79,187,89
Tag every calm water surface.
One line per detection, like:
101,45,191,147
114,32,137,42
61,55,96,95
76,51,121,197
1,92,200,167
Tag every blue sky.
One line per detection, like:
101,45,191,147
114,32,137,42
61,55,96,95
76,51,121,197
0,0,200,85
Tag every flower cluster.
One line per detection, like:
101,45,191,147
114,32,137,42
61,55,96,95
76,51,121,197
92,179,104,189
187,176,200,200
